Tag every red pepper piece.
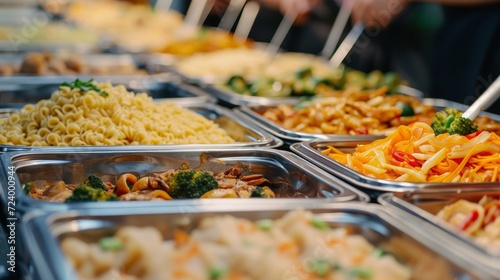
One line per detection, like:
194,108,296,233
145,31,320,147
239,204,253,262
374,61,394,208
354,128,368,135
457,210,479,231
392,151,421,167
465,131,481,140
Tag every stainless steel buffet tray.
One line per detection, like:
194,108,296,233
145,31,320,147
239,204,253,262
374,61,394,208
291,139,499,194
0,102,282,151
0,148,368,214
379,188,500,271
238,98,500,146
20,202,496,279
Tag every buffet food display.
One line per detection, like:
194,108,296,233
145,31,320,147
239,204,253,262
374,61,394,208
2,1,500,279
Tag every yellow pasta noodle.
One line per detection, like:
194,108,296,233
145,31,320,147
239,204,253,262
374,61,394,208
0,81,234,146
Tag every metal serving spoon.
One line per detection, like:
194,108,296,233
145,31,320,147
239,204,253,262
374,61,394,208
462,75,500,120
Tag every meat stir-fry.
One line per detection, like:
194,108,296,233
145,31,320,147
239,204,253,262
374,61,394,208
22,166,275,203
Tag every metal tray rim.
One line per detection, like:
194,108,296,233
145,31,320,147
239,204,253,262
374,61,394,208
290,140,500,192
1,148,369,214
20,202,498,280
238,98,500,144
378,190,500,260
236,107,384,143
0,103,283,151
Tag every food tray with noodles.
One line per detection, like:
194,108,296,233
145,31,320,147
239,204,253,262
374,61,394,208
0,148,369,214
0,102,281,151
290,139,500,194
236,97,497,146
20,202,495,280
379,188,500,270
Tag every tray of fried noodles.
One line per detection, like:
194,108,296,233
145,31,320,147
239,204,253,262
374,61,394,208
291,121,500,193
237,86,500,146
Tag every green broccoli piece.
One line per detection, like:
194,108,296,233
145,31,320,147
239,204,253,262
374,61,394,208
22,182,33,195
167,170,218,199
86,175,106,191
307,259,331,277
65,175,117,202
66,184,118,202
430,108,478,136
98,237,123,251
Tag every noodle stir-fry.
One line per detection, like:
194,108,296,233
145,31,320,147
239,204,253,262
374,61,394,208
322,122,500,183
260,87,500,136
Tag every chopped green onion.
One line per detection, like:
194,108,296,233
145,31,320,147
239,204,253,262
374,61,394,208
307,259,330,277
372,248,384,258
22,182,33,195
310,218,329,230
350,267,373,279
208,267,226,279
98,237,123,251
256,219,273,231
60,79,108,97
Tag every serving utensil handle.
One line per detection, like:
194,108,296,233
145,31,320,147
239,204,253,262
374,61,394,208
462,75,500,120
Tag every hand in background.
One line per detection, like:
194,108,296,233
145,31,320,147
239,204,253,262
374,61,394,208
278,0,324,23
350,0,410,29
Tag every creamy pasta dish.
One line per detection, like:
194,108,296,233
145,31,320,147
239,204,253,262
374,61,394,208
61,210,411,280
322,122,500,183
437,196,500,252
0,80,234,146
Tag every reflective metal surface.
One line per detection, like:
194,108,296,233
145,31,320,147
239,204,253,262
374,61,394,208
239,98,500,146
379,188,500,272
1,148,368,214
21,202,495,279
291,140,499,193
0,102,282,151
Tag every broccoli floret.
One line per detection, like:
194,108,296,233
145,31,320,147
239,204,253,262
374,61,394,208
431,108,478,136
250,186,275,198
65,176,117,202
86,175,106,190
167,170,218,199
66,184,118,202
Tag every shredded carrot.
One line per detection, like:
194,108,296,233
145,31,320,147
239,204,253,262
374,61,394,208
173,229,190,248
173,243,199,263
322,122,500,183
